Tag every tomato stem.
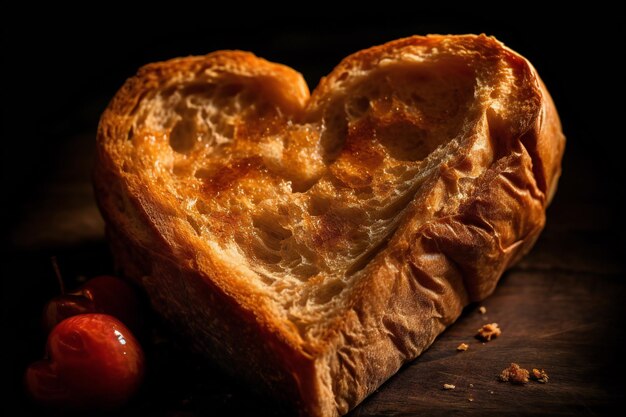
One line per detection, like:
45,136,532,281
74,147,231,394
50,256,65,295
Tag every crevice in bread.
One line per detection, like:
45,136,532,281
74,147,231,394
95,35,565,417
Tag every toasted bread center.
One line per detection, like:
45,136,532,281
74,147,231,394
129,57,479,316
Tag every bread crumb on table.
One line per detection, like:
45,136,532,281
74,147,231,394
479,306,487,314
531,368,549,383
476,323,501,341
499,363,529,384
443,384,456,390
457,343,469,351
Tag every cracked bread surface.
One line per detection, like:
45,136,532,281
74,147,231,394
94,34,565,417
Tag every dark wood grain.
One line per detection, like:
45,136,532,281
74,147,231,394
350,270,625,417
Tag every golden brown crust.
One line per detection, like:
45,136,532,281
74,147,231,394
94,35,565,417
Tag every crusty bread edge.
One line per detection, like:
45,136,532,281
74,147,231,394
94,51,327,415
94,35,565,417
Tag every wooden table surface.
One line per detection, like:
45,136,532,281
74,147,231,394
3,13,625,416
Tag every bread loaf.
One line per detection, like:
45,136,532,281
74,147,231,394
94,34,565,416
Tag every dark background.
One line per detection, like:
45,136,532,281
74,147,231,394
3,6,624,416
3,7,625,217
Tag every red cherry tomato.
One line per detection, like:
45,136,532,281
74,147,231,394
25,314,144,410
43,276,141,334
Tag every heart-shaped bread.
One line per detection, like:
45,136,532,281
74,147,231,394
95,35,564,416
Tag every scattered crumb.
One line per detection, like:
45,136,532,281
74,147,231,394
457,343,469,351
468,396,474,402
499,363,529,384
476,323,501,341
469,383,474,388
479,306,487,314
531,368,549,383
443,384,456,390
489,390,494,394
